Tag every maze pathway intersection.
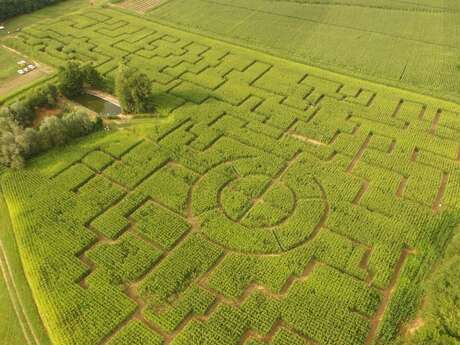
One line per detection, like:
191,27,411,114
2,7,460,345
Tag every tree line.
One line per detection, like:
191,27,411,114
0,0,66,22
1,110,102,168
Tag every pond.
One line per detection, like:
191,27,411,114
73,93,121,116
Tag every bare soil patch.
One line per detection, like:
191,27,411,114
33,106,63,128
406,316,425,335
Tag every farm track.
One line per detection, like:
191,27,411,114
347,132,373,174
396,176,408,198
365,248,415,345
432,172,448,212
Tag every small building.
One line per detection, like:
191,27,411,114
17,69,25,75
17,60,27,65
23,67,29,72
0,26,5,30
28,64,36,70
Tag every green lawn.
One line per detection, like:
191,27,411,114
146,0,460,103
0,46,23,83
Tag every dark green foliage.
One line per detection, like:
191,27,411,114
58,61,85,98
82,64,104,89
61,111,97,138
39,116,68,147
1,83,58,127
0,119,26,168
58,61,106,97
0,110,101,168
0,0,66,21
28,84,59,109
115,63,154,114
4,100,35,128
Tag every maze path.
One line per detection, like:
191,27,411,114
3,7,460,345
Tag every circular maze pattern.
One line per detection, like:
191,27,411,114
195,160,328,254
220,174,295,228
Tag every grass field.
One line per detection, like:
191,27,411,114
0,48,54,105
0,46,24,83
0,274,28,345
144,0,460,103
1,5,460,345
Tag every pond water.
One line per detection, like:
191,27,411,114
73,93,121,116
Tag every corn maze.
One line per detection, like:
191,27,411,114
2,7,460,345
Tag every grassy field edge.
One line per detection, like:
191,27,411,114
0,183,52,345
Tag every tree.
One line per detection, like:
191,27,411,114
82,65,104,89
131,72,153,113
7,100,35,127
115,63,154,114
0,119,26,168
28,84,59,109
115,63,133,113
58,61,85,98
20,127,42,158
62,111,95,138
39,116,68,147
0,106,103,168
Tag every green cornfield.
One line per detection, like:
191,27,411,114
1,2,460,345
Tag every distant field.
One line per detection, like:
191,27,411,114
2,7,460,345
145,0,460,102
